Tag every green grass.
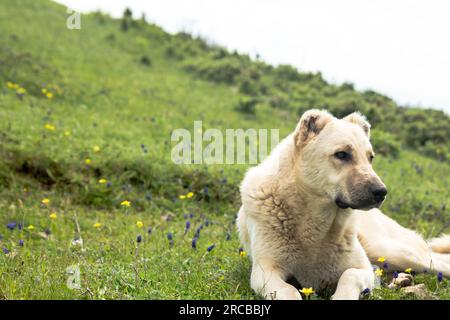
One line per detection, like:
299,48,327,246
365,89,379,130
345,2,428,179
0,0,449,299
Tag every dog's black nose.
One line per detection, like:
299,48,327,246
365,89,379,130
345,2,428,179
372,187,387,202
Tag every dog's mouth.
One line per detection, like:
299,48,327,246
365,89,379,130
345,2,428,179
335,198,352,209
335,197,383,210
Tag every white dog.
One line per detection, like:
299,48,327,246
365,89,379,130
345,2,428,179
237,109,450,300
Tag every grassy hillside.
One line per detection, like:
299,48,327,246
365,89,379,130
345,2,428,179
0,0,449,299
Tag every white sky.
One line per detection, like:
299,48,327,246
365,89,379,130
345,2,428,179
55,0,450,113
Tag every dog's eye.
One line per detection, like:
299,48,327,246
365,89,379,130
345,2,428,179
369,155,374,163
334,151,351,161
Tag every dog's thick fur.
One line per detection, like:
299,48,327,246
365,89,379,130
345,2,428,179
237,109,450,300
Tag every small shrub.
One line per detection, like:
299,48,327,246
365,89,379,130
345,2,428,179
235,96,258,114
165,46,184,60
422,141,449,162
238,77,260,96
140,56,152,67
371,130,401,158
121,8,133,32
184,57,242,84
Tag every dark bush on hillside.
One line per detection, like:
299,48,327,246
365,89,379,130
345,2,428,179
371,130,401,158
362,90,396,108
236,96,259,114
340,82,355,91
165,46,184,60
238,76,260,95
422,141,449,161
140,56,152,66
274,65,302,82
93,11,108,24
121,8,133,31
184,57,242,84
213,48,228,60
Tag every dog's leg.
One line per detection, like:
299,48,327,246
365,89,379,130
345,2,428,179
357,209,450,277
332,268,374,300
251,260,302,300
374,244,450,277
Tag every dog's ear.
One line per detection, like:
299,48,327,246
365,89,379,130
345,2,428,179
343,112,371,138
294,109,334,148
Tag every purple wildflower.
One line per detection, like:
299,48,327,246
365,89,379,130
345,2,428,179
18,223,23,230
167,232,173,241
207,244,215,252
437,272,443,283
205,219,210,227
189,213,194,218
44,228,51,235
383,262,389,269
362,288,370,295
192,237,197,249
185,221,191,234
393,271,398,279
147,227,152,235
19,239,24,246
6,222,17,230
2,247,9,254
137,235,142,243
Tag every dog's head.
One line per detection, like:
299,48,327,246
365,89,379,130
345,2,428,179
293,109,387,210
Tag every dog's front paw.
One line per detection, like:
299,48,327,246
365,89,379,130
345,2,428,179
388,272,413,289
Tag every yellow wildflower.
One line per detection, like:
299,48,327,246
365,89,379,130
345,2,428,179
239,250,247,258
405,268,412,274
99,178,107,184
7,81,14,89
44,124,56,131
179,195,186,200
374,269,383,277
377,257,386,263
46,92,53,99
64,130,71,137
41,198,50,205
121,200,131,207
299,287,314,297
27,225,35,231
42,88,48,94
93,222,102,228
16,87,26,94
136,221,144,228
49,212,57,219
186,192,194,198
93,145,100,153
85,158,91,165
